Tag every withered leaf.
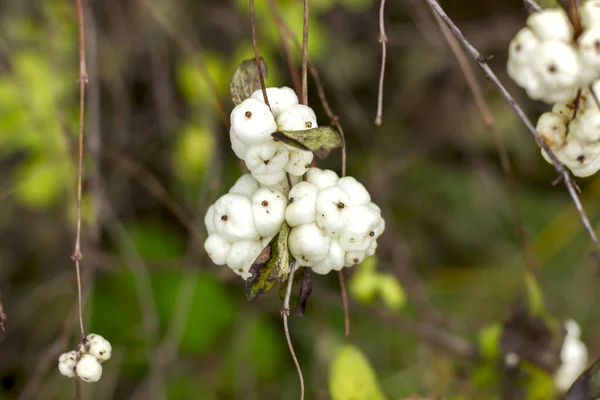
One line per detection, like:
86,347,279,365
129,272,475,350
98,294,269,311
295,267,312,316
271,126,342,159
245,222,292,301
229,58,268,106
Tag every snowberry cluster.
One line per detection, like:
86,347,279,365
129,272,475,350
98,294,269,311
58,333,112,383
230,87,315,185
508,2,600,103
536,85,600,177
286,168,385,275
205,85,385,281
554,319,588,392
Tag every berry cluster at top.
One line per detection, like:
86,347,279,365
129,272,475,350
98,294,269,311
58,333,112,383
508,2,600,103
204,86,385,280
230,87,315,184
508,2,600,177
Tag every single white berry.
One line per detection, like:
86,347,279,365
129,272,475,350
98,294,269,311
226,240,263,280
365,240,378,257
315,186,352,237
244,141,290,178
276,104,318,131
536,112,567,150
344,250,366,267
337,176,371,206
306,167,339,189
507,61,544,101
228,174,259,198
508,28,540,65
86,334,112,362
311,239,345,275
76,354,103,383
581,0,600,29
230,98,277,145
551,102,576,122
251,87,299,117
251,188,287,237
286,182,319,227
578,28,600,71
571,107,600,144
526,9,573,42
58,351,78,378
534,41,581,90
204,234,231,265
230,127,248,160
288,223,330,266
338,205,382,252
284,149,314,176
212,193,259,242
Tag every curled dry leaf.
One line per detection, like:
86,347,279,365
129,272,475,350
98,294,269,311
230,57,269,105
245,222,292,301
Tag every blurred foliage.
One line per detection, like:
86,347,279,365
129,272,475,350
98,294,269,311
1,0,600,399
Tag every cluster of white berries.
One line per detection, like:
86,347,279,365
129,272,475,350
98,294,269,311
230,87,315,185
58,334,112,383
508,2,600,177
204,167,385,278
205,85,385,281
286,168,385,274
536,86,600,176
508,2,600,103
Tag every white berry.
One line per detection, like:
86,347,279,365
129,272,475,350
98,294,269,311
86,334,112,362
230,98,277,145
58,351,78,378
251,188,287,237
276,104,318,131
251,86,299,117
76,354,103,383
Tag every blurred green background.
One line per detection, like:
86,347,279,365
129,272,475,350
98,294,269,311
0,0,598,399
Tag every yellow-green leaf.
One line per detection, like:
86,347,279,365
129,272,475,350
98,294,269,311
377,274,406,311
525,272,545,316
272,126,342,158
478,323,502,360
329,344,386,400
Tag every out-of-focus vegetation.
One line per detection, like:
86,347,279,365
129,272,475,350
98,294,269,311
1,0,599,399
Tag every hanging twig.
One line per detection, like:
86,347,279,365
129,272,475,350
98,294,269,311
0,288,6,332
72,0,87,342
430,9,538,274
523,0,542,13
250,0,270,107
426,0,600,255
374,0,387,126
301,0,309,105
281,262,305,400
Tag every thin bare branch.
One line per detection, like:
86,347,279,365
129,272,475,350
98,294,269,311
375,0,387,126
337,271,350,336
73,0,88,342
250,0,270,107
301,0,309,105
281,262,304,400
136,0,229,127
0,288,6,331
430,9,538,274
426,0,600,255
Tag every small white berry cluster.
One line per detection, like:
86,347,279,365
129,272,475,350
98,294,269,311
204,168,385,278
230,87,315,185
286,168,385,274
536,86,600,176
507,2,600,103
58,333,112,383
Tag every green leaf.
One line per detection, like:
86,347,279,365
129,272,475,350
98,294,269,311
271,126,342,158
329,344,386,400
478,323,502,360
525,272,545,316
245,222,292,301
377,274,406,311
229,57,268,105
